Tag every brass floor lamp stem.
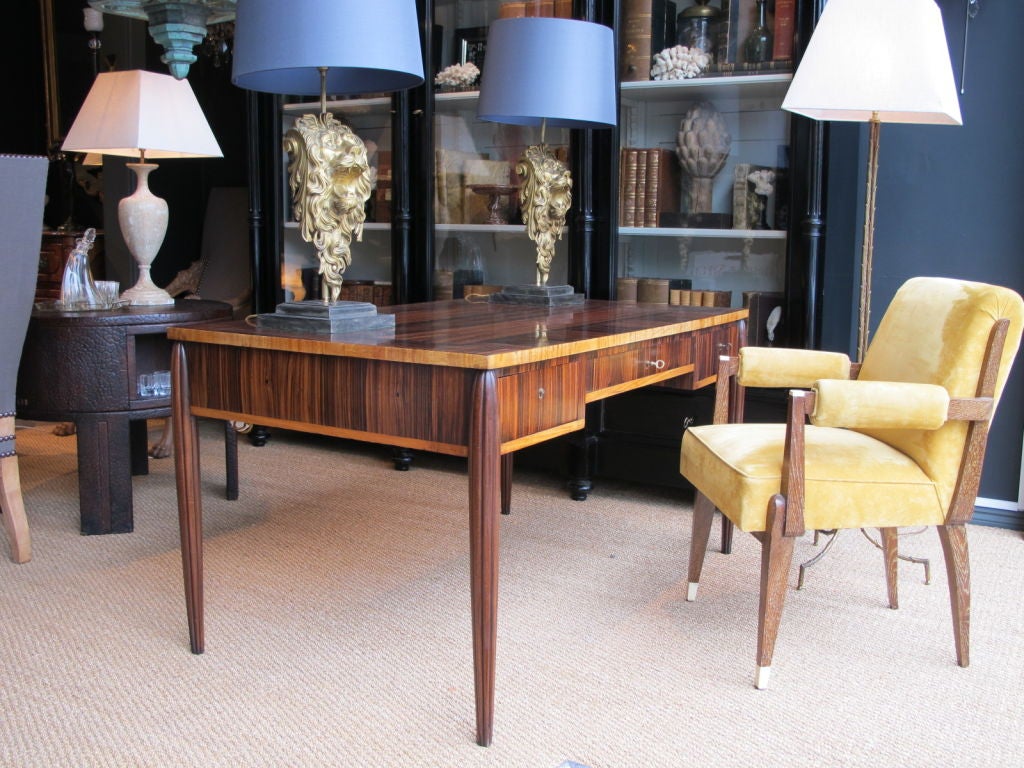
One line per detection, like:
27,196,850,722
857,115,881,362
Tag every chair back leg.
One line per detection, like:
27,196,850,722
937,524,971,667
879,527,900,609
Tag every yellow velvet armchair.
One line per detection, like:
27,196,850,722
679,277,1023,689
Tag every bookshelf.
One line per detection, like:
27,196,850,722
617,72,795,310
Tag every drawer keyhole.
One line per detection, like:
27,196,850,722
537,387,545,400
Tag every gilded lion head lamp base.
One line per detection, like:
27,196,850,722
230,0,423,334
477,17,616,306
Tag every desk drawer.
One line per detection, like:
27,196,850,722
498,359,585,447
588,336,693,399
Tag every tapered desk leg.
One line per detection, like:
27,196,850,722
171,342,205,654
468,371,500,747
500,453,512,515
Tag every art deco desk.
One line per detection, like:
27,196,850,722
167,299,745,746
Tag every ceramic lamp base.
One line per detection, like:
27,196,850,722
121,278,175,306
120,162,174,307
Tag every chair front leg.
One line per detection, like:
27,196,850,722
687,492,717,601
755,494,794,689
880,527,899,609
938,524,971,667
0,453,31,563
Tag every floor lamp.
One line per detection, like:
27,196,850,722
781,0,962,361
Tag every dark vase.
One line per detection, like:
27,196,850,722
743,0,773,65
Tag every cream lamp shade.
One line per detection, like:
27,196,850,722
781,0,961,360
62,69,222,306
62,70,223,159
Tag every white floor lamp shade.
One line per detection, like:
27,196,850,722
62,70,222,306
781,0,961,360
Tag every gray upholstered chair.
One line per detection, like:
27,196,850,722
165,186,251,317
1,155,49,563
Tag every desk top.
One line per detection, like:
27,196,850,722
168,299,746,370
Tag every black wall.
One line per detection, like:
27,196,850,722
8,2,247,291
823,0,1023,524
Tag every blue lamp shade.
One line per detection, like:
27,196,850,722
477,17,617,129
232,0,424,96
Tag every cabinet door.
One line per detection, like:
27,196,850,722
431,0,576,298
279,96,395,305
615,0,805,348
618,75,791,311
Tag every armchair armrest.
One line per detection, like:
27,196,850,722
738,348,852,389
810,380,950,430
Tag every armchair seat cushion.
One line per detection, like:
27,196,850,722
681,423,945,532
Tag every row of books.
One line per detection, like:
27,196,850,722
619,147,682,228
621,0,796,83
299,270,394,306
497,0,573,18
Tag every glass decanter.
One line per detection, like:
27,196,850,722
60,227,103,309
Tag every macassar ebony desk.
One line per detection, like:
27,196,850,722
167,299,746,747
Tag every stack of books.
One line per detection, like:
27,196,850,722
619,147,682,228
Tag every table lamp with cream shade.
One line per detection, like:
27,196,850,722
476,16,616,306
230,0,423,333
781,0,961,361
62,69,223,306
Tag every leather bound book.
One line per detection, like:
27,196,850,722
524,0,555,16
634,149,649,228
643,148,681,228
621,148,641,227
499,2,527,18
772,0,796,62
621,0,654,81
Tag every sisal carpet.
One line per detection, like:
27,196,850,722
2,420,1023,768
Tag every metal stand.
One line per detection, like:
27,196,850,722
797,528,931,589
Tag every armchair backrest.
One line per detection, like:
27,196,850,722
0,155,49,419
858,277,1024,512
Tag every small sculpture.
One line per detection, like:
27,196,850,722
747,169,776,229
284,113,372,303
517,144,572,286
676,101,731,214
651,45,712,80
434,62,480,90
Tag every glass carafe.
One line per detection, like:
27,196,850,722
60,227,103,309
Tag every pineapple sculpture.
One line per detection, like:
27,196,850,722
676,100,731,214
